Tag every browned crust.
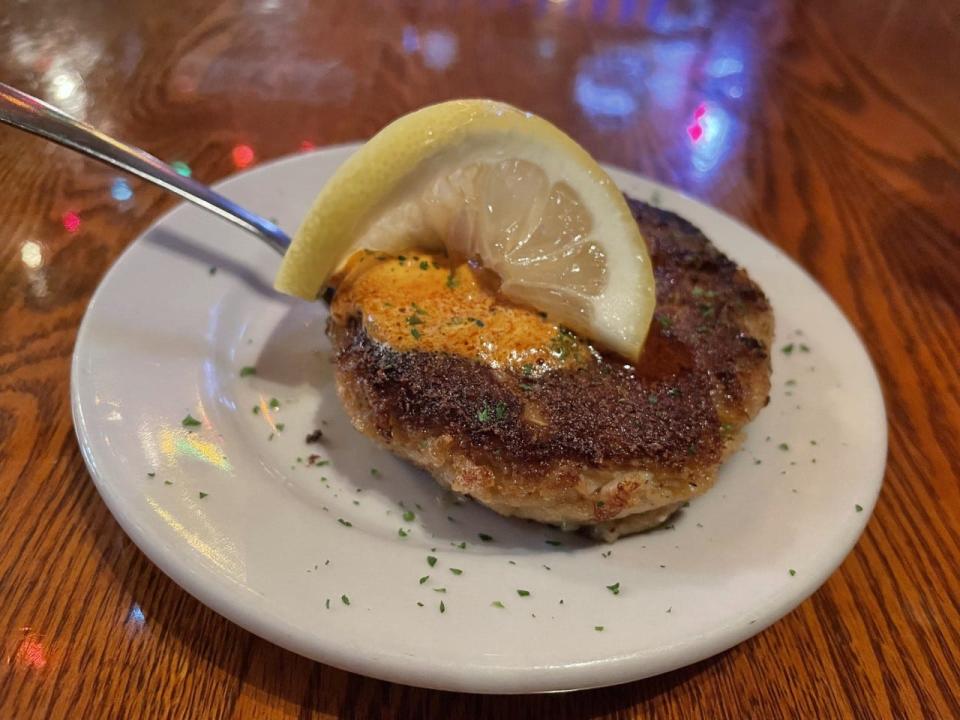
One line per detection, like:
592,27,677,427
328,198,773,535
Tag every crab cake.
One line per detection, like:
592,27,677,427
327,198,773,541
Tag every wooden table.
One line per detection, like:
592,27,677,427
1,1,958,717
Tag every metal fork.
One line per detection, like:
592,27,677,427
0,82,291,255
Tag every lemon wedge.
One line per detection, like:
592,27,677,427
274,99,655,360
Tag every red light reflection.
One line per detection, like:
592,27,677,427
15,634,48,670
299,140,315,151
62,211,81,233
232,144,255,169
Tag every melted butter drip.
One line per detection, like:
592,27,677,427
331,250,591,372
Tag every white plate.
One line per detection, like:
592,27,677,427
71,145,886,694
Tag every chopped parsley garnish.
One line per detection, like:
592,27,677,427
147,472,155,478
521,364,534,376
601,550,612,558
182,414,201,428
337,518,353,528
434,587,446,593
648,394,659,405
209,266,217,275
545,540,562,547
477,402,507,423
398,528,408,538
478,533,493,542
855,504,863,512
778,443,789,451
164,480,173,486
454,541,467,549
269,397,280,409
439,601,446,613
325,599,330,609
410,327,422,340
606,582,620,595
516,589,530,597
419,575,429,584
402,510,415,522
276,423,285,432
721,423,735,433
656,314,673,329
252,406,259,414
407,314,424,325
789,569,796,576
198,492,208,499
594,626,604,632
799,343,810,352
785,379,797,386
239,366,257,377
341,594,350,605
419,260,429,270
417,602,424,607
781,343,795,355
491,601,505,608
397,255,406,262
427,556,437,567
446,273,459,289
450,568,463,575
549,327,578,360
370,468,380,476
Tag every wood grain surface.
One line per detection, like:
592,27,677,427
1,1,958,717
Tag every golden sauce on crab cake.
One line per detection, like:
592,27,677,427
331,250,592,374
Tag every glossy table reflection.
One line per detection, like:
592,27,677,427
1,1,958,717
